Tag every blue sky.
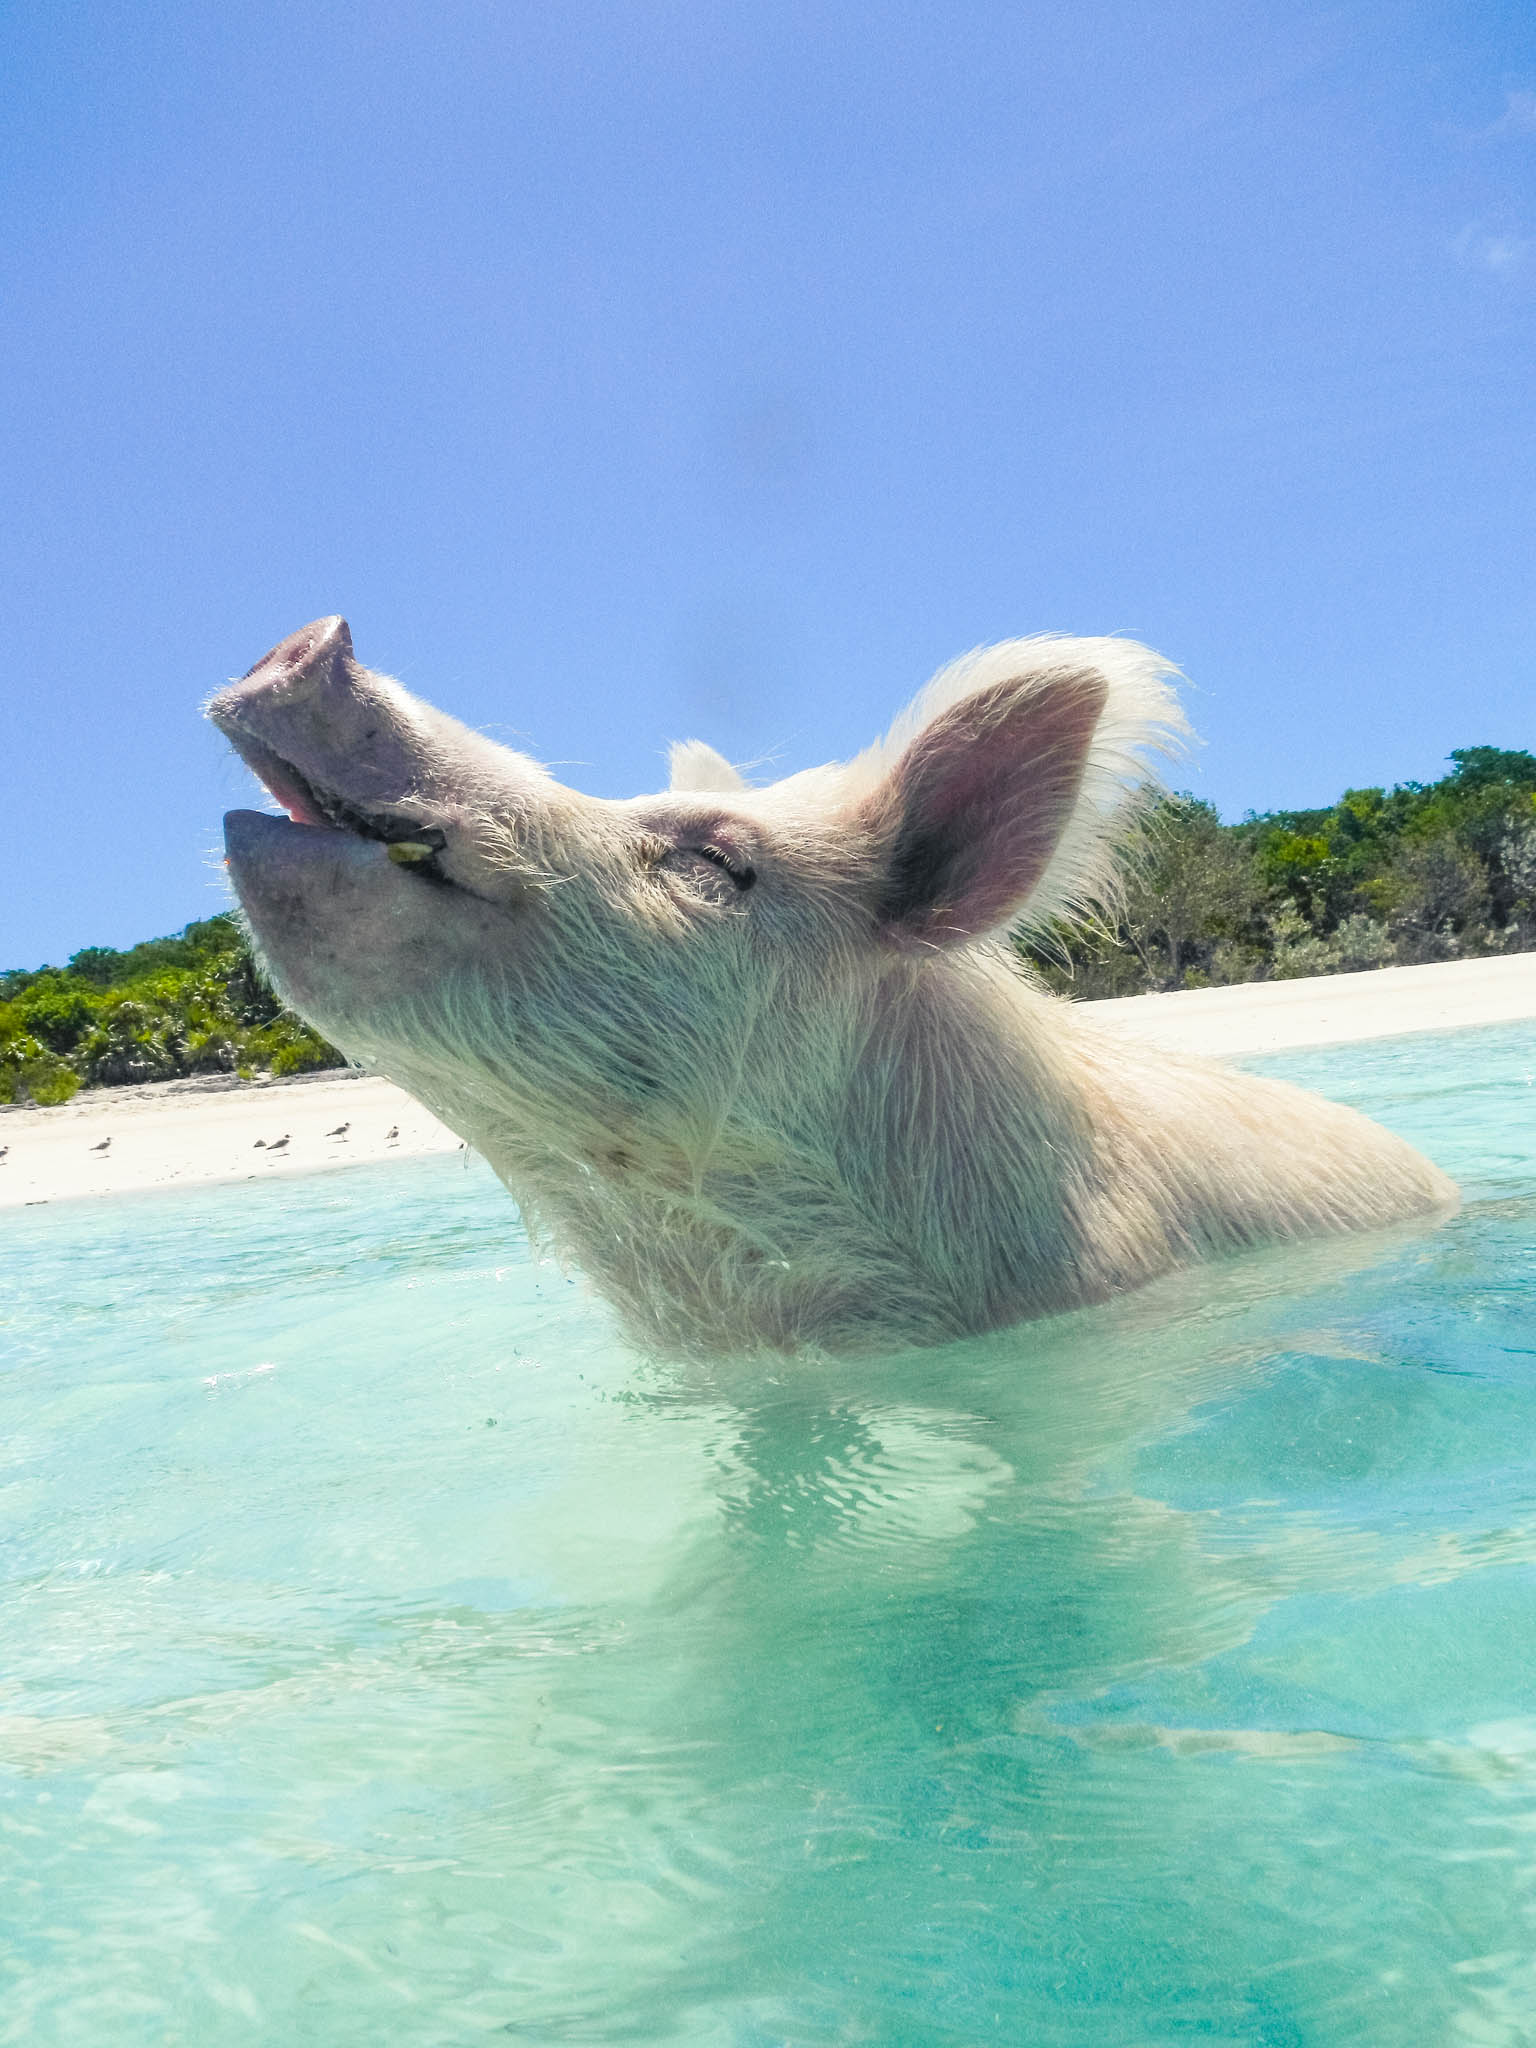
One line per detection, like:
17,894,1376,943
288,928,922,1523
3,0,1533,968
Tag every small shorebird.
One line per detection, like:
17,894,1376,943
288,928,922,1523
266,1135,291,1153
326,1123,350,1137
90,1137,111,1152
385,1125,399,1141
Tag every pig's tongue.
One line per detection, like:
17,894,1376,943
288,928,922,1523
226,730,335,830
268,773,328,829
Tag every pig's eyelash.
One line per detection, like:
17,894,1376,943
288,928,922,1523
694,843,756,890
639,833,757,892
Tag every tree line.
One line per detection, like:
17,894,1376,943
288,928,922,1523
4,744,1534,1103
0,916,341,1105
1023,745,1536,997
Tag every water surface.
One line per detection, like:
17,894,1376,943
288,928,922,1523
3,1023,1535,2045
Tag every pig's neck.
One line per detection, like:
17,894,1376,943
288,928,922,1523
473,947,1115,1356
831,950,1110,1328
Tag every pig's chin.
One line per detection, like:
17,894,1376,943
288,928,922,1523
223,804,393,894
222,807,497,1045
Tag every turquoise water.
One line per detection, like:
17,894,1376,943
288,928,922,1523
3,1024,1535,2047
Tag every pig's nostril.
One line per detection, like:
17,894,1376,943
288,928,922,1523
237,615,353,690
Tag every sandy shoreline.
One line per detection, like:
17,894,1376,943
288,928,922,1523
4,952,1535,1210
1087,950,1536,1058
1,1070,461,1210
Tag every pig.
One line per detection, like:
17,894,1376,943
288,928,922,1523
210,618,1456,1359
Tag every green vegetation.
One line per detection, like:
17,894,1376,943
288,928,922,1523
0,915,342,1104
4,744,1533,1102
1026,745,1536,997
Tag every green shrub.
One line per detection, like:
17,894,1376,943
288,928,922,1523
19,1054,81,1105
14,980,99,1054
246,1015,344,1077
0,912,341,1097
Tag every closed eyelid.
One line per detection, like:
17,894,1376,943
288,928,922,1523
693,841,756,888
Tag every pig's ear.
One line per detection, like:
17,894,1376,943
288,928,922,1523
854,639,1187,947
668,740,749,793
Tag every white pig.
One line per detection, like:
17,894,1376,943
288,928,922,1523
210,618,1455,1357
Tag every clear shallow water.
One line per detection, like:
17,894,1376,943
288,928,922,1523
2,1024,1535,2047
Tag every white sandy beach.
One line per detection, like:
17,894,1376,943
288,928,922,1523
1088,950,1536,1058
3,952,1535,1210
0,1071,461,1210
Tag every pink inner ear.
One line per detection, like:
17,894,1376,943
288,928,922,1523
875,670,1108,943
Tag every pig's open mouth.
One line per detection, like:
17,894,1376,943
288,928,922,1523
221,727,455,883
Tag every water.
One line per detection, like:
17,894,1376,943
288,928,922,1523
2,1023,1534,2046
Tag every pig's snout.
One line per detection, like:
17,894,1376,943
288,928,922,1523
211,618,560,889
208,614,432,813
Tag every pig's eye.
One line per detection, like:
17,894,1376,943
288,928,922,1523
643,833,757,899
691,842,756,891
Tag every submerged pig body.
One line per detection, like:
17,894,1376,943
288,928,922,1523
210,620,1455,1357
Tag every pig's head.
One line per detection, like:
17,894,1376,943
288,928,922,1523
210,619,1183,1195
